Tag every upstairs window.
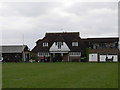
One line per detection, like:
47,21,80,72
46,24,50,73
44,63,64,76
43,42,48,47
72,42,78,46
55,42,63,49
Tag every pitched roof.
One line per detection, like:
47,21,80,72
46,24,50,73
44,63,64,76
32,32,120,53
0,45,29,53
72,37,81,42
31,32,87,52
55,34,65,42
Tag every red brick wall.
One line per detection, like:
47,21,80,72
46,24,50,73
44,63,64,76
69,56,80,62
63,53,69,62
118,51,120,62
90,48,119,54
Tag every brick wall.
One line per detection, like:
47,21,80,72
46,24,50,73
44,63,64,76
89,48,119,54
63,53,69,62
69,56,80,62
118,51,120,62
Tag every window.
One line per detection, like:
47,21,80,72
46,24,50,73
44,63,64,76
69,52,81,56
43,42,48,47
38,52,50,57
93,42,117,49
72,42,78,46
55,42,63,49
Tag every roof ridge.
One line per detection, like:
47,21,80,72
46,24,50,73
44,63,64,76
46,32,79,34
55,34,65,42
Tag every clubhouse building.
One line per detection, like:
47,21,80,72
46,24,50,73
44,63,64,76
31,32,119,62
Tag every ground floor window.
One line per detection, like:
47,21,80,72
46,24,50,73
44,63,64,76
38,52,50,57
69,52,81,56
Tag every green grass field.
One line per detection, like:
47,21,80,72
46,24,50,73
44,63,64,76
2,62,118,88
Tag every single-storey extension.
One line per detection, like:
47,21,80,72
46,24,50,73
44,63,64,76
0,45,30,62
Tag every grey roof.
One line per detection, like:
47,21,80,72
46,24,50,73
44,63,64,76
0,45,27,53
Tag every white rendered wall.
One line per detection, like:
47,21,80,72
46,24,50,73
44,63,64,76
89,53,98,62
100,55,106,62
112,55,118,62
100,55,118,62
49,42,70,52
107,55,118,62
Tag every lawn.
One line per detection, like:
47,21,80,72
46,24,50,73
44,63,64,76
2,62,118,88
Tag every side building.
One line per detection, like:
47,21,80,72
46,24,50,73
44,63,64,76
83,38,119,62
1,45,30,62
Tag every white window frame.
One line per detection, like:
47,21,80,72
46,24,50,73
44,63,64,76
55,42,63,49
43,42,48,47
69,52,81,56
38,52,50,57
72,42,78,46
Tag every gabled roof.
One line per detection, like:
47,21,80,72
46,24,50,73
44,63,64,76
31,32,87,52
0,45,29,53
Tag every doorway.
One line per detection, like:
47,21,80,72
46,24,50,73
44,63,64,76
51,53,63,62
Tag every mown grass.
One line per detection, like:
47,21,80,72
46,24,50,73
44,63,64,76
2,62,118,88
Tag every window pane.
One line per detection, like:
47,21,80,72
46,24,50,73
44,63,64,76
72,42,78,46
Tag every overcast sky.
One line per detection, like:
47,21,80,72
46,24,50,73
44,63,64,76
0,0,119,49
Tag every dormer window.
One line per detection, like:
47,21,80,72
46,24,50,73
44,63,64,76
43,42,48,47
55,42,63,49
72,42,78,46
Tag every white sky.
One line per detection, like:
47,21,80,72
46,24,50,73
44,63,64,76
0,0,119,49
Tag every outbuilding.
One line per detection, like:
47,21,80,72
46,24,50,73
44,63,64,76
0,45,30,62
